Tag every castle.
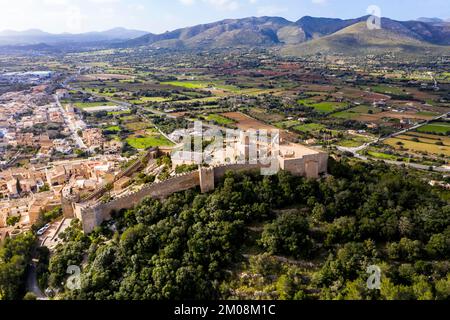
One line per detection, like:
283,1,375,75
63,133,328,233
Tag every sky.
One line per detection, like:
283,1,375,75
0,0,448,34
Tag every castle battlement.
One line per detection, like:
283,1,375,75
65,146,328,234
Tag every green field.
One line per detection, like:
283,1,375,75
108,110,131,116
124,122,151,131
84,88,118,97
367,151,398,160
162,81,209,89
205,114,235,125
371,85,407,95
350,105,381,114
171,97,220,105
385,137,450,156
72,101,116,109
126,135,174,149
293,123,325,133
337,137,370,148
331,111,359,120
103,126,121,132
417,122,450,135
332,105,379,119
130,97,171,104
275,120,300,129
297,99,347,113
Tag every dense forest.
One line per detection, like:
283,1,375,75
0,232,36,300
1,159,449,300
41,159,450,300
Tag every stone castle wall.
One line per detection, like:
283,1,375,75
73,157,328,233
76,170,200,233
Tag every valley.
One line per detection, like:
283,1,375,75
0,8,449,304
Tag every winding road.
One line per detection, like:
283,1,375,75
337,112,450,172
26,261,47,300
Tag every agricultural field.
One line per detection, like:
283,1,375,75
130,97,171,104
356,111,438,123
103,125,121,132
247,108,286,123
367,151,400,161
370,85,409,96
385,137,450,157
83,106,123,113
78,73,134,81
221,112,278,132
108,110,131,116
162,80,240,93
59,49,449,162
70,101,118,109
275,120,302,129
202,114,236,125
297,99,348,113
417,122,450,135
124,121,151,131
126,134,174,150
337,135,373,148
332,105,382,119
292,123,325,133
162,81,209,89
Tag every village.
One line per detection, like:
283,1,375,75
0,76,130,246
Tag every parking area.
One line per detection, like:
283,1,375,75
40,218,73,252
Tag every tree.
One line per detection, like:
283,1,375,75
23,292,37,300
387,238,423,262
0,232,36,300
425,231,450,259
435,275,450,300
325,216,356,245
6,216,20,227
260,211,313,259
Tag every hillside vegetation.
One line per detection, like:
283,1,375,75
46,160,450,300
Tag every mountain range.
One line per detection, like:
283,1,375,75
1,16,449,56
119,16,450,56
0,28,148,46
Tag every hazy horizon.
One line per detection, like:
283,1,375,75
0,0,448,35
0,15,449,35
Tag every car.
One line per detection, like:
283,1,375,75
36,224,51,236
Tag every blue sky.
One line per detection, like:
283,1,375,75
0,0,448,33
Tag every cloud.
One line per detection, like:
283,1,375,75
312,0,327,5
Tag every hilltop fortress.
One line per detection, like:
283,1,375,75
63,132,328,233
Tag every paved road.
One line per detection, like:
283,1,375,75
379,112,450,142
26,261,47,300
337,111,450,173
54,94,87,150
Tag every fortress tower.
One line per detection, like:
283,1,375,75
199,166,215,193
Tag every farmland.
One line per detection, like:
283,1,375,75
53,47,449,166
126,135,174,149
222,112,278,131
417,122,450,135
385,137,450,157
2,7,450,305
202,114,236,125
297,99,348,113
293,123,325,133
70,101,118,109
